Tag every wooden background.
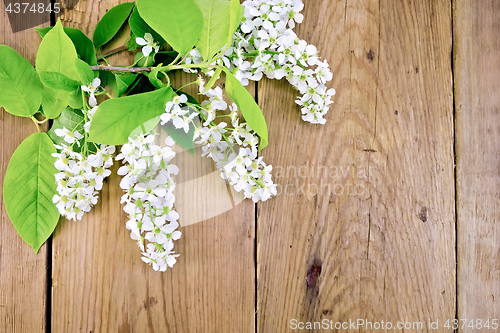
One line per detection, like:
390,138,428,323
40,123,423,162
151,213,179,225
1,0,499,332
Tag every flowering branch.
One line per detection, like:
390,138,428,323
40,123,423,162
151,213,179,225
0,0,336,271
89,65,153,72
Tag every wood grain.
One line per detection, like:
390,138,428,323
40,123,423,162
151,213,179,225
454,0,500,327
0,5,49,332
51,1,255,332
5,0,500,331
257,0,455,331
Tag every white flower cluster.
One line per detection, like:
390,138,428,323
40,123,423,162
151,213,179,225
52,136,115,221
195,86,277,202
184,0,335,124
160,94,198,133
222,147,276,202
81,77,101,133
162,83,277,202
117,133,181,271
52,77,116,221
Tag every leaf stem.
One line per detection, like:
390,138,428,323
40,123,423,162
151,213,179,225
104,90,114,99
168,53,182,67
179,52,190,65
251,176,265,187
81,90,90,156
32,116,49,124
30,116,41,132
177,79,199,91
140,124,155,181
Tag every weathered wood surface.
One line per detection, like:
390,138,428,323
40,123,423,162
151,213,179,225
0,5,49,333
454,0,500,327
0,0,499,332
258,0,455,331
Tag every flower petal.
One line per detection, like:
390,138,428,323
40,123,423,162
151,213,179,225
136,37,147,45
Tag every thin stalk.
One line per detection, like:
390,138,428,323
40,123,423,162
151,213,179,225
251,176,265,187
90,65,153,73
30,116,40,132
177,79,199,91
179,52,190,65
243,50,280,57
104,90,114,99
81,91,90,156
167,53,182,67
33,117,49,124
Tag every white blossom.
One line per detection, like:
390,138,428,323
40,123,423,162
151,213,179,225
52,141,115,221
184,0,335,124
117,133,181,271
54,127,83,146
191,88,277,202
161,94,197,133
136,33,160,57
81,77,101,107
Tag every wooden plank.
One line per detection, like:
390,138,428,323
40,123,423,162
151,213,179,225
257,0,455,331
0,4,49,332
454,0,500,326
51,1,255,332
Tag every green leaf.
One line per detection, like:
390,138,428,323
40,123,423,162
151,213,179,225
228,0,244,45
0,45,42,117
68,87,84,109
106,75,117,96
37,26,97,65
147,64,166,89
98,70,112,87
89,87,176,145
129,115,161,138
41,85,69,119
137,0,203,55
107,72,138,97
115,73,138,97
223,69,268,150
194,0,231,60
47,107,96,154
75,58,95,85
135,51,156,67
36,19,80,82
3,132,60,254
126,75,157,95
47,107,82,146
129,7,165,46
125,75,143,93
38,71,81,91
35,27,51,38
201,67,222,93
93,2,135,49
127,30,139,51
